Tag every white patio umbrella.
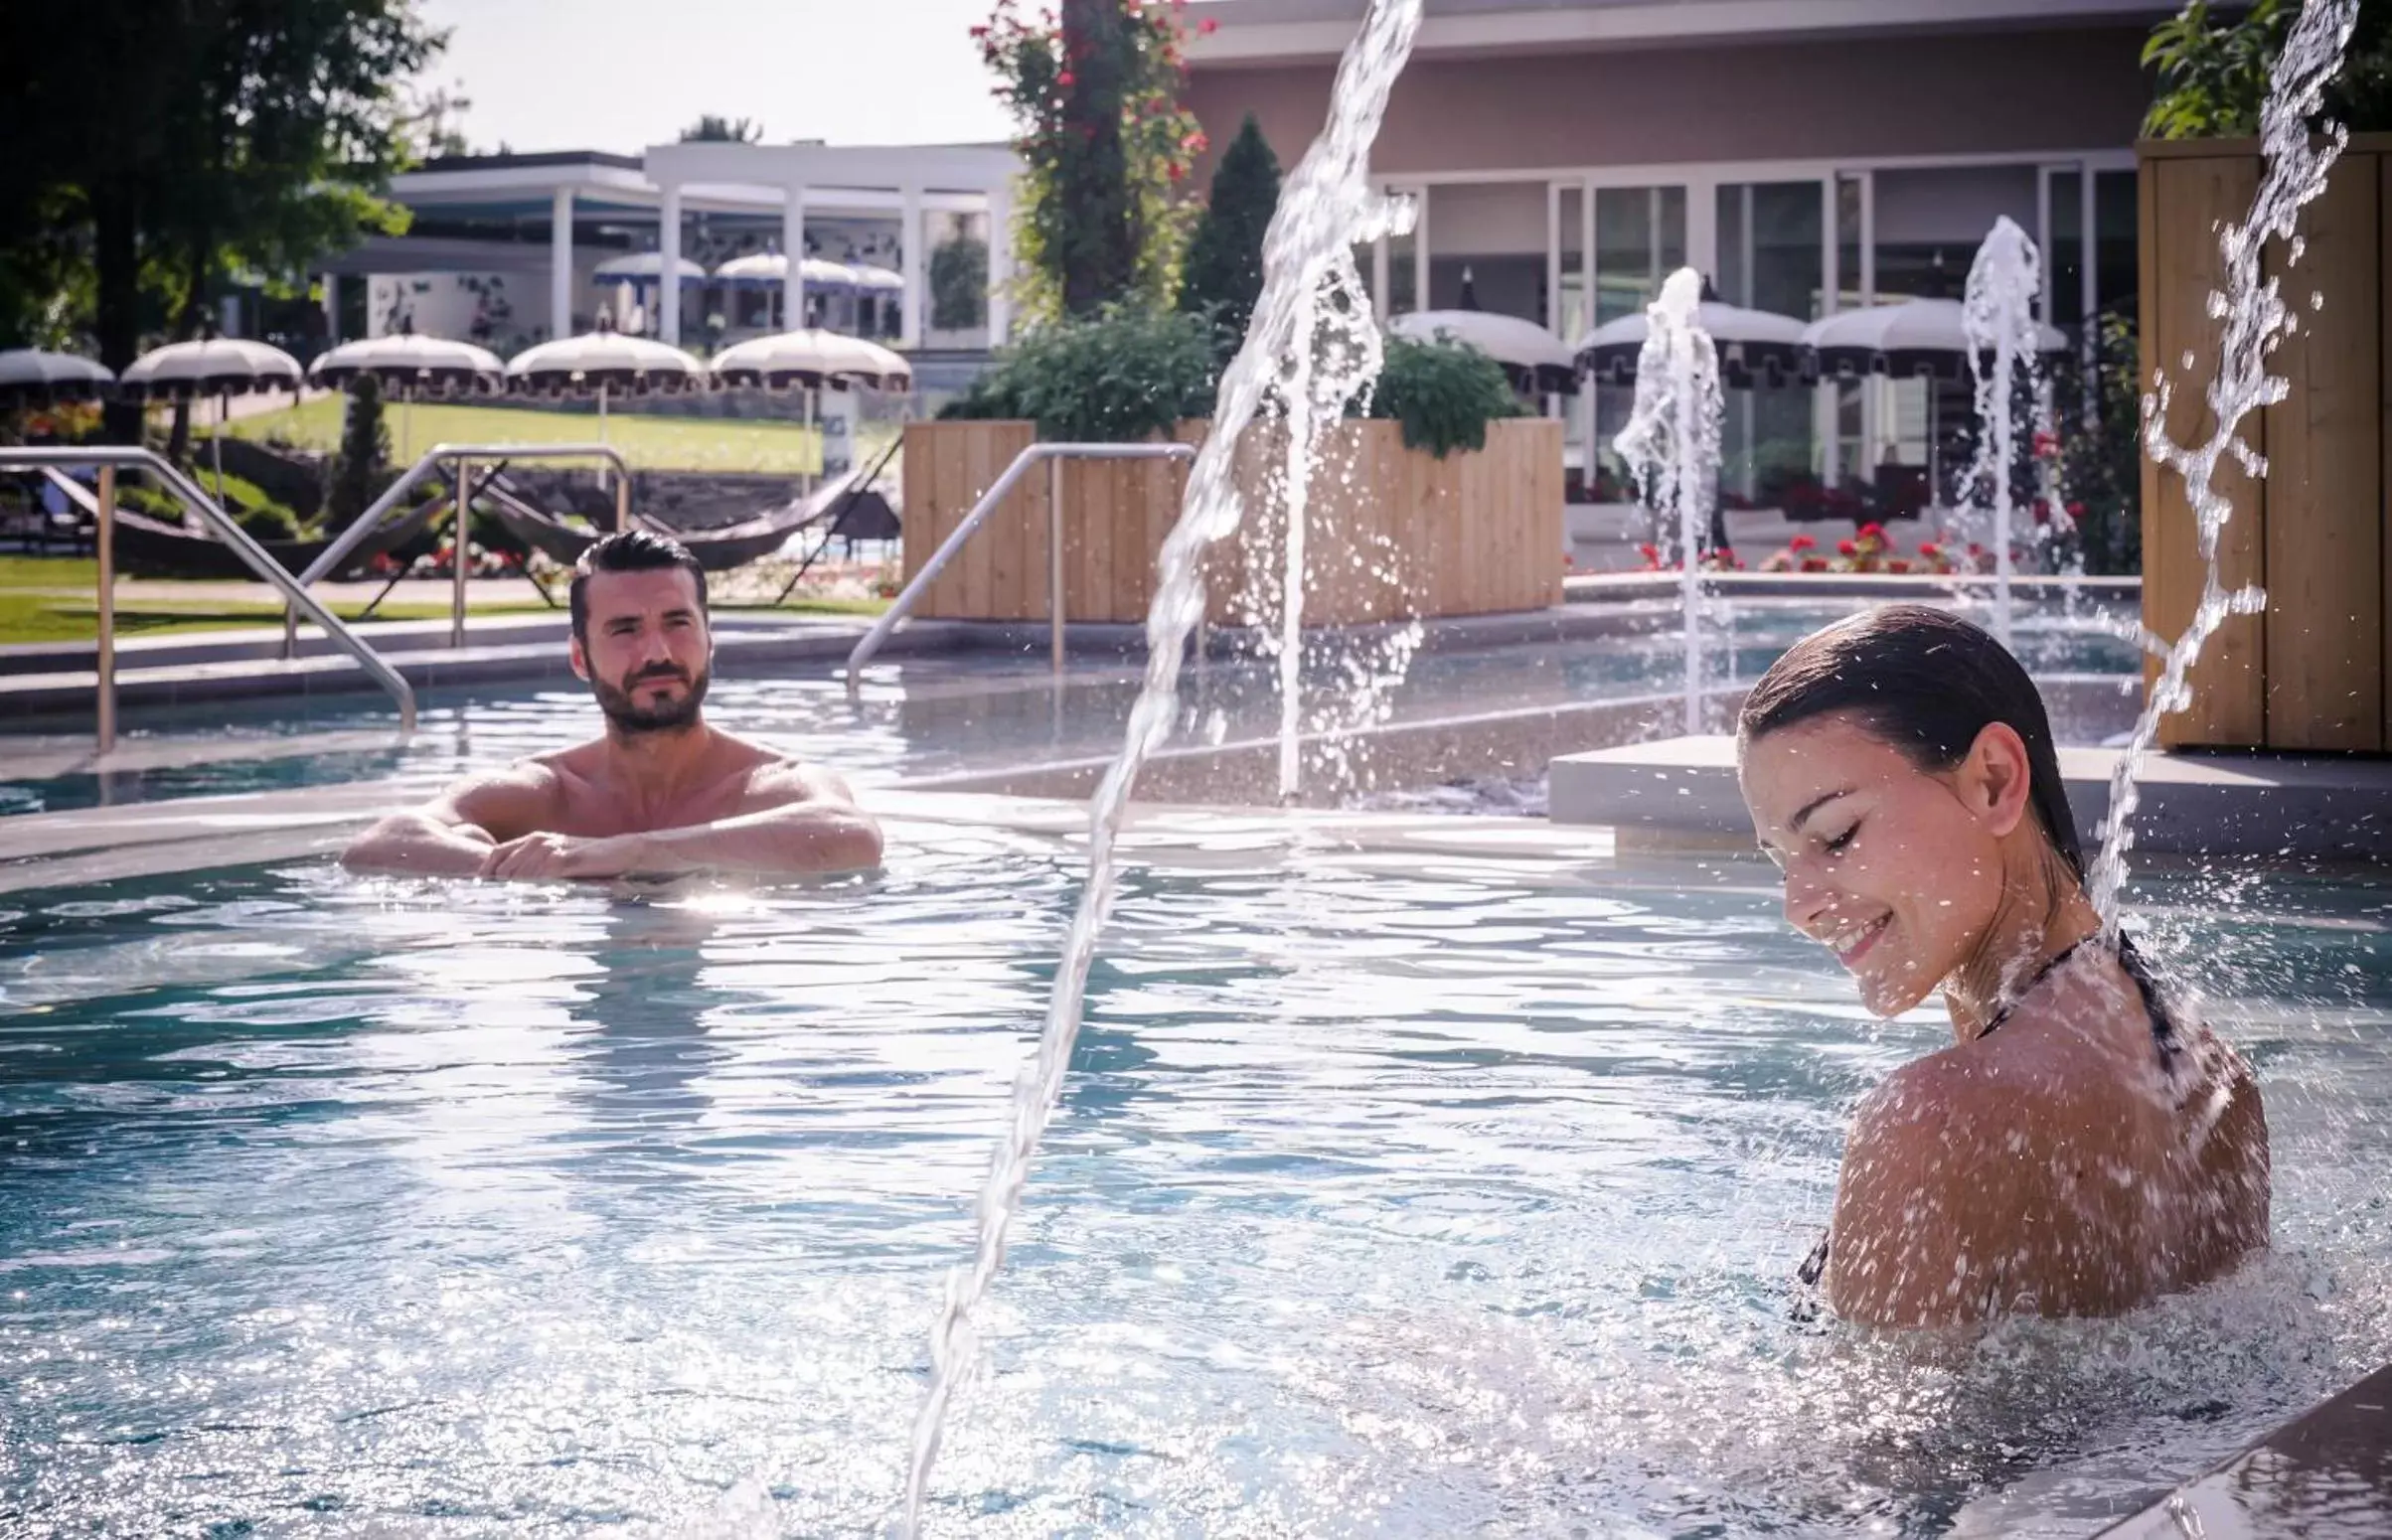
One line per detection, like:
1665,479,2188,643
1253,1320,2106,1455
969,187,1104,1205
716,253,865,330
308,323,504,463
592,251,708,287
1390,309,1578,394
0,349,114,407
1576,301,1811,388
710,328,910,494
1801,298,2071,501
507,320,702,490
1799,298,2068,381
710,328,912,391
118,334,304,505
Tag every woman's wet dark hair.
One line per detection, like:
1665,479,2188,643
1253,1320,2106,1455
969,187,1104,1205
1738,604,2084,879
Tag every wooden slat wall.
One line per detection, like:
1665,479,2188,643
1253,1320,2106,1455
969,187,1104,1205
2142,135,2392,752
2142,151,2268,748
2263,159,2382,749
904,416,1562,625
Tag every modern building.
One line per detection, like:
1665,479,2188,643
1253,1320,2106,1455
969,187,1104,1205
308,142,1021,371
1185,0,2164,498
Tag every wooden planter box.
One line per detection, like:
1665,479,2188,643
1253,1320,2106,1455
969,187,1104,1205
2140,132,2392,751
899,417,1563,627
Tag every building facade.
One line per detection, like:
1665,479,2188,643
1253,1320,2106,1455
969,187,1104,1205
1185,0,2165,498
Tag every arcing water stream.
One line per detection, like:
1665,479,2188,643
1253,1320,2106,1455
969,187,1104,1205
894,0,1425,1529
2088,0,2359,933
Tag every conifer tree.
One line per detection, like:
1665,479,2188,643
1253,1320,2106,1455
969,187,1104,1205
1178,114,1282,348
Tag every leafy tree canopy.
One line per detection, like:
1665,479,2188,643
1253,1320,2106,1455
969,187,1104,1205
1178,114,1281,355
680,114,765,143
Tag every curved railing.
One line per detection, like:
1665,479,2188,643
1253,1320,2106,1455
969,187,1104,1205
0,445,419,749
289,442,635,654
846,441,1198,692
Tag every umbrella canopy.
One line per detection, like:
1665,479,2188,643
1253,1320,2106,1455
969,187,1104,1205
117,336,303,400
1801,298,2069,382
592,252,707,286
506,325,703,396
847,263,904,293
309,330,504,395
711,329,912,391
1388,309,1577,394
714,253,863,291
0,349,114,406
1576,302,1810,388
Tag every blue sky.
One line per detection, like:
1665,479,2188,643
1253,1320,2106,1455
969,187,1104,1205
416,0,1017,154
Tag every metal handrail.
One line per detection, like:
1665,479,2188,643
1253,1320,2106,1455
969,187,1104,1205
0,445,418,749
845,441,1197,691
285,441,635,656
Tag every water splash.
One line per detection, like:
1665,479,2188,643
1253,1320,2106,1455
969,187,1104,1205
1961,215,2048,646
1275,253,1392,801
894,1,1425,1530
2088,0,2359,933
1613,268,1723,736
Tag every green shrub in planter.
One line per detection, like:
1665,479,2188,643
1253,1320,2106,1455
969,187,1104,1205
1363,334,1520,458
937,305,1216,442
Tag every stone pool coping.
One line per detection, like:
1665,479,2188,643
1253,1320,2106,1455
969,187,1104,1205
2097,1360,2392,1536
1550,734,2392,862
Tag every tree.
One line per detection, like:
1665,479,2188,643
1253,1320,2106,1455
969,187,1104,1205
930,234,990,332
975,0,1209,323
1177,114,1280,351
680,114,764,143
327,373,392,530
2144,0,2392,138
0,1,440,442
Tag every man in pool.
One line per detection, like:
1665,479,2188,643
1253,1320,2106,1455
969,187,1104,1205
341,530,883,881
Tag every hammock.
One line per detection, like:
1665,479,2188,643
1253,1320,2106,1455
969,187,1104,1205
72,474,445,581
479,472,859,574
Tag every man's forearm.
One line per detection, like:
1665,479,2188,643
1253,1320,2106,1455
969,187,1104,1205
616,805,883,875
340,813,498,876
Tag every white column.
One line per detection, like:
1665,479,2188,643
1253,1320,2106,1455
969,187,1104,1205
659,182,684,344
321,272,339,344
987,185,1013,344
551,187,574,341
900,185,925,348
783,184,807,332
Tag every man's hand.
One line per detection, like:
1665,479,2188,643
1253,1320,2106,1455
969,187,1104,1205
479,832,653,882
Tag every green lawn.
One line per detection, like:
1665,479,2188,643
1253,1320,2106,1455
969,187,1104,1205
0,555,887,645
231,398,828,475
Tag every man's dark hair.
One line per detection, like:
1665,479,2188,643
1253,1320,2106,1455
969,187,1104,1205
568,530,709,640
1739,603,2084,878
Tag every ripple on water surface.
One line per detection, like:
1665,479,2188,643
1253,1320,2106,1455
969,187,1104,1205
0,832,2386,1535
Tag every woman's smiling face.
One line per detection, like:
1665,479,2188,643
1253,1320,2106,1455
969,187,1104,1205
1739,710,2013,1018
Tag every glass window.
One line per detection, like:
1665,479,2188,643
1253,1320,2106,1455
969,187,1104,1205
2049,169,2086,331
1388,189,1419,315
923,209,990,347
1555,184,1586,343
1423,181,1546,321
2095,169,2137,319
1717,181,1826,500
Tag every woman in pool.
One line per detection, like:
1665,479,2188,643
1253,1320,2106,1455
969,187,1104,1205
1738,605,2268,1328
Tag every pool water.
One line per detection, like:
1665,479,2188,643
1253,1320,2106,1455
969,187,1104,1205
3,830,2385,1535
0,595,2141,818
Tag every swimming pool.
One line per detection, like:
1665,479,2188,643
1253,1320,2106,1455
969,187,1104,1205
0,594,2142,818
3,821,2384,1535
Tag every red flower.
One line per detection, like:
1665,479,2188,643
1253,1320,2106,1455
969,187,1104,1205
1887,558,1912,574
1198,15,1217,32
2066,501,2085,517
1836,539,1857,557
1788,533,1817,552
1636,541,1660,561
1056,69,1075,86
1917,541,1942,557
1857,522,1885,539
1800,556,1830,573
1967,541,1986,556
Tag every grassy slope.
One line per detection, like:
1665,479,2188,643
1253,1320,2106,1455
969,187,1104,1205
231,398,828,475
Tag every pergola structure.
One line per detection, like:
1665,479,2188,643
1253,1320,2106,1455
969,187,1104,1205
335,143,1019,356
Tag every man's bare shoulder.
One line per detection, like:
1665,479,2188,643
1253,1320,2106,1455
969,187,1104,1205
712,734,859,808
